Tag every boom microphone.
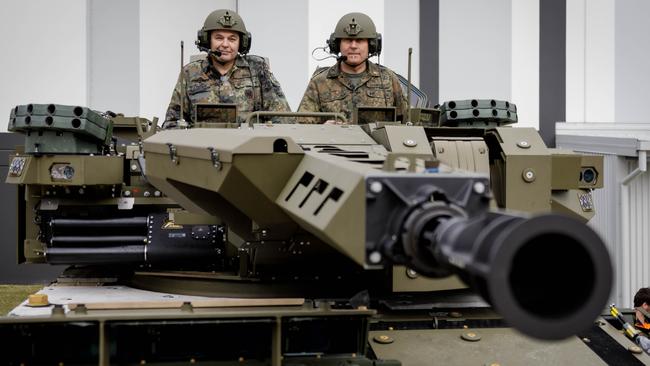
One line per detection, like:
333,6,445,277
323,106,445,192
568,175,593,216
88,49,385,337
197,44,222,58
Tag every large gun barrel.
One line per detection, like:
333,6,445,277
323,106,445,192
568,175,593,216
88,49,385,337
399,203,612,340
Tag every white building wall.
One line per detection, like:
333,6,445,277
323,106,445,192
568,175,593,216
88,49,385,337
565,0,586,122
383,0,420,89
589,154,650,308
615,0,650,122
566,0,616,122
564,0,650,306
588,154,626,306
511,0,539,129
627,168,650,306
88,0,140,116
438,0,512,104
0,0,87,132
239,0,309,111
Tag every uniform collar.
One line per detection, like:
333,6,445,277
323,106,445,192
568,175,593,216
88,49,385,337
327,60,381,79
202,55,249,77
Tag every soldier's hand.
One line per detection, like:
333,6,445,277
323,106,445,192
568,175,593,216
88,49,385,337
323,120,347,125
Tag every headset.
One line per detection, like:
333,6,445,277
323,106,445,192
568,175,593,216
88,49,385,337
196,29,252,55
326,33,382,57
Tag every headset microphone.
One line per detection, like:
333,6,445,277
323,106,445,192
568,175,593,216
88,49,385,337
197,45,222,58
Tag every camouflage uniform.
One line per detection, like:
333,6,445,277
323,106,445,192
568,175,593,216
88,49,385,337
297,61,408,124
163,55,290,128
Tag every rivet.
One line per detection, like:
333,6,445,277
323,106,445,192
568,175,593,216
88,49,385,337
369,181,383,194
473,181,486,194
403,139,417,147
517,140,531,149
373,334,394,344
461,331,481,342
522,168,536,183
406,268,418,279
369,251,382,264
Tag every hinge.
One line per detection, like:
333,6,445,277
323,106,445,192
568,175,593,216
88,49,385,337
207,147,222,170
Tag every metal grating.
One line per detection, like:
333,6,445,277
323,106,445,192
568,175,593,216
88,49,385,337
626,161,650,307
557,124,650,308
568,152,649,308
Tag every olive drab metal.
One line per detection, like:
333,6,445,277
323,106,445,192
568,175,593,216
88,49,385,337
327,12,382,56
2,96,626,364
196,9,252,54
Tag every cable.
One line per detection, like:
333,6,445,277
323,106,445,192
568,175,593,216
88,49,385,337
311,46,338,62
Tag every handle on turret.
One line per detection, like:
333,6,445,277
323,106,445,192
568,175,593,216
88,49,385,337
244,111,347,127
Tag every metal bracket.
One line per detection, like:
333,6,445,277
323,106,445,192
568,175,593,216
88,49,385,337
167,143,179,164
578,190,594,212
40,199,59,211
207,147,222,170
117,197,135,210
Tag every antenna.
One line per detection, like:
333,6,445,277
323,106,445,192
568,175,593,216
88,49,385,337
178,41,188,126
406,47,412,124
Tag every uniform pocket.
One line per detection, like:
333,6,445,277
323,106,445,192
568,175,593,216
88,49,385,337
321,89,348,103
366,88,387,99
231,77,259,89
187,82,210,98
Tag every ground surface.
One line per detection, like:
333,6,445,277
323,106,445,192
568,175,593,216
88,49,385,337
0,285,42,315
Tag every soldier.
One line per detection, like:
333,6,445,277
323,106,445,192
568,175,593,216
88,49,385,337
163,9,290,128
634,287,650,335
298,12,408,124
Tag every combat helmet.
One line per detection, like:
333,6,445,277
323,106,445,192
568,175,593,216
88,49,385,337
327,12,382,56
196,9,252,55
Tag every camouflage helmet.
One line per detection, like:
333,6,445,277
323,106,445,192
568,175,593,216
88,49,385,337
327,12,382,56
196,9,252,55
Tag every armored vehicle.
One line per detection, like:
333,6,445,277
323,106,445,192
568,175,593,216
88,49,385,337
1,100,639,365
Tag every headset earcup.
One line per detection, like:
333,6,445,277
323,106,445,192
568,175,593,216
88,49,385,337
327,33,339,54
371,33,383,56
197,29,209,51
240,32,252,54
